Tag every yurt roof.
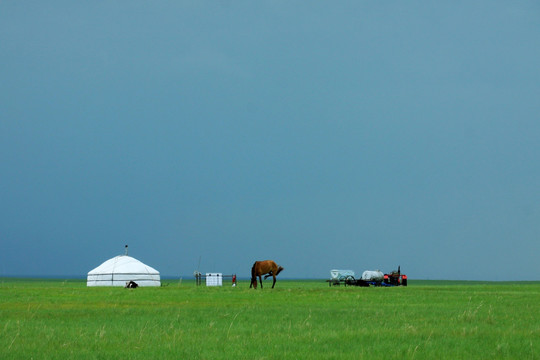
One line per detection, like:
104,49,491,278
88,255,159,275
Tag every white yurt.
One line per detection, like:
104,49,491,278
87,253,160,287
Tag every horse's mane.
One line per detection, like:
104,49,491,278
251,262,257,279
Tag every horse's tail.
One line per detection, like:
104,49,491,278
275,266,284,276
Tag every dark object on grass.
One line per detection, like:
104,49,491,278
125,281,139,288
345,278,370,287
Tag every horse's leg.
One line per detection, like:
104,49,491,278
272,274,276,288
258,275,263,289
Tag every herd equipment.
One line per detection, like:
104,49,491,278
327,266,407,287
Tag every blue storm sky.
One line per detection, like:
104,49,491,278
1,1,539,280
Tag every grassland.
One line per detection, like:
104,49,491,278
1,278,539,359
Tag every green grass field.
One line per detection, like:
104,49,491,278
1,278,539,359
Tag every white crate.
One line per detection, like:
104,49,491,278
206,273,223,286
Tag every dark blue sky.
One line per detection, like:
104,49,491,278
2,2,539,280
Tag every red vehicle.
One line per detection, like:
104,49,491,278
383,266,407,286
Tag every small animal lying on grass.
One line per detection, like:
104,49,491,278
125,281,138,288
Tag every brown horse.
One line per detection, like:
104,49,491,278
250,260,284,289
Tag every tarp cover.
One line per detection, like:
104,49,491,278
87,255,160,287
361,270,384,282
330,269,355,280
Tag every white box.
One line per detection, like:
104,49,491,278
206,273,223,286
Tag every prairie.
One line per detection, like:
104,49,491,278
1,278,539,359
